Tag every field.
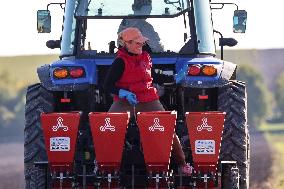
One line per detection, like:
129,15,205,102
0,143,24,189
259,123,284,189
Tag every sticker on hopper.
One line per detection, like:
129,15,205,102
195,140,215,154
50,137,70,151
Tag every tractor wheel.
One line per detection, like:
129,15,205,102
24,83,54,189
218,80,250,189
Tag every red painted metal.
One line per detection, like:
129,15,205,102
60,98,71,103
198,95,209,100
41,112,81,172
185,112,225,189
185,112,225,168
137,111,177,172
89,112,129,172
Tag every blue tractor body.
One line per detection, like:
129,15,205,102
40,56,228,89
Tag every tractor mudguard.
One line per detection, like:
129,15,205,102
219,61,237,81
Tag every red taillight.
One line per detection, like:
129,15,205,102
70,67,84,78
188,65,201,76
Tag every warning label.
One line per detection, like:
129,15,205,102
195,140,215,154
50,137,70,151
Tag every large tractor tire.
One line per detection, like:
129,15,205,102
218,80,250,189
24,83,54,189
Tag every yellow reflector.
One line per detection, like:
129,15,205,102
54,68,68,79
202,65,217,76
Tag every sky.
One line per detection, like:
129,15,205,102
0,0,284,56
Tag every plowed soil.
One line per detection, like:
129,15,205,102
0,142,24,189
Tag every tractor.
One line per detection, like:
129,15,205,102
25,0,249,188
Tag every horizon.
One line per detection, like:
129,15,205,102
1,47,284,58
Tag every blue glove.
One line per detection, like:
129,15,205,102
119,89,138,106
174,65,188,83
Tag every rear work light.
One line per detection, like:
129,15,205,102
202,65,217,76
187,65,201,76
70,67,84,78
53,68,68,79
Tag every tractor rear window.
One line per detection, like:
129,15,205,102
78,0,190,17
84,14,192,54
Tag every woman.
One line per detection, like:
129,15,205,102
103,27,191,174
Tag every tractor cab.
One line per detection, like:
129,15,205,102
37,0,246,58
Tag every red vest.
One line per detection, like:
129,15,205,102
113,48,159,103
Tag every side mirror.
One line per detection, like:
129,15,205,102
233,10,247,33
37,10,51,33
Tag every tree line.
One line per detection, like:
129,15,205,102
0,70,26,139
